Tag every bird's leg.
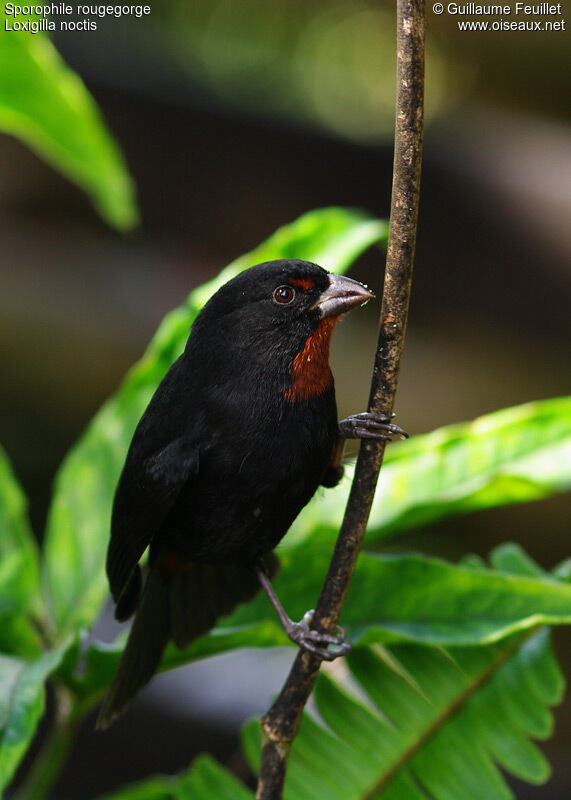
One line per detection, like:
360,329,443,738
255,563,352,661
338,411,408,441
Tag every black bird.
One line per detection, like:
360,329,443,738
97,259,405,728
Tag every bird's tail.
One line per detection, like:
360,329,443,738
96,554,278,729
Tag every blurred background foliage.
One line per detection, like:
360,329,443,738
55,0,569,141
0,0,569,797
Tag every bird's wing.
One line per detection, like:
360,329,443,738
106,435,200,607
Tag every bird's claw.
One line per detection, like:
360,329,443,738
338,412,408,441
286,610,352,661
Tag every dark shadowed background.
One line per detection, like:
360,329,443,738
2,1,569,797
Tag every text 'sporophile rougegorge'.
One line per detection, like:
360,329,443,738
4,3,152,33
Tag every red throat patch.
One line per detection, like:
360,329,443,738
284,317,338,402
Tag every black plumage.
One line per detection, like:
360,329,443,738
97,259,387,728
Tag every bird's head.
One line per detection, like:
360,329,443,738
191,259,374,399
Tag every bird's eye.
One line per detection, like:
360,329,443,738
273,285,296,305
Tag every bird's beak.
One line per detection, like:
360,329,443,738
312,274,375,319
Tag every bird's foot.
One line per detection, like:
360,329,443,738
338,412,408,441
285,610,352,661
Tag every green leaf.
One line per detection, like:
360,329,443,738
42,207,388,635
97,775,175,800
0,554,41,660
97,754,253,799
287,394,571,548
229,544,571,647
553,557,571,581
0,640,70,794
0,444,41,656
92,550,565,800
0,31,138,230
0,445,40,610
77,622,287,695
176,755,254,799
76,543,571,694
237,544,567,799
242,628,563,799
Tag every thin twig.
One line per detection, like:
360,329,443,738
255,1,425,797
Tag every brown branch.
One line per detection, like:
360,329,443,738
255,1,425,798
